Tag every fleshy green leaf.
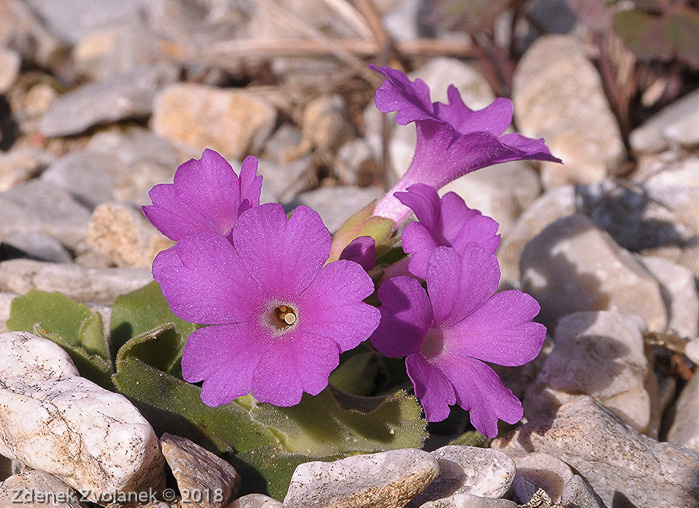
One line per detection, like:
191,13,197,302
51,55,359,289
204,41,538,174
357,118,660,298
7,291,113,387
110,281,198,356
250,388,427,457
329,351,388,396
666,6,699,67
614,9,672,60
8,290,93,347
448,430,490,448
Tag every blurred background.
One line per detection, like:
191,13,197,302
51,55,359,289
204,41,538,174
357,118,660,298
0,0,697,296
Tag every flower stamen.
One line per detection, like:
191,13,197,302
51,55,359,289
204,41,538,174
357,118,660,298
273,305,297,328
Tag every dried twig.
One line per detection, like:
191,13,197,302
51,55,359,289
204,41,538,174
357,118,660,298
320,0,374,40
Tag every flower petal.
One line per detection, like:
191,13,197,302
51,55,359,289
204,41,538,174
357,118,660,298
426,245,499,325
233,203,331,297
447,290,546,366
402,222,439,279
298,260,380,351
339,236,376,271
370,276,432,358
395,183,441,230
406,353,455,422
143,183,216,241
434,91,514,136
182,323,269,406
155,232,261,324
251,331,341,406
439,356,523,438
439,192,500,254
238,155,263,214
369,64,435,125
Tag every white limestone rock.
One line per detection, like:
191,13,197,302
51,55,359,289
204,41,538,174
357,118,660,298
407,446,516,507
493,396,699,508
0,470,87,508
0,332,165,503
282,449,439,508
525,311,657,436
512,453,573,504
520,214,667,332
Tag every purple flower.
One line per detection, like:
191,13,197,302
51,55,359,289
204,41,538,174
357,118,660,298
153,203,380,407
368,65,561,227
395,183,500,279
370,245,545,438
143,149,263,242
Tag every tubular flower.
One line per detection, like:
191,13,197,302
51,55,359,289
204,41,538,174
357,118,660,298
370,245,546,438
368,65,562,227
153,203,380,407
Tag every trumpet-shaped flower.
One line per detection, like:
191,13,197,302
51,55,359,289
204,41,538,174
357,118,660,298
143,149,262,242
395,183,500,279
153,203,380,407
368,65,561,227
370,245,545,438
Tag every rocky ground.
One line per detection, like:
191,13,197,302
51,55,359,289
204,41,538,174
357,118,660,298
0,0,699,507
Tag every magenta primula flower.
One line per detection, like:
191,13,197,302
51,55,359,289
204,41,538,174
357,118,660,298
153,202,380,407
368,64,561,227
143,149,262,242
395,183,500,279
370,245,545,438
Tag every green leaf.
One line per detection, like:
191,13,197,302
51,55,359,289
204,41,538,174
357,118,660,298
614,9,672,60
8,290,93,346
110,281,198,356
448,430,490,448
666,6,699,67
7,291,114,387
250,388,427,457
329,351,388,396
328,200,395,262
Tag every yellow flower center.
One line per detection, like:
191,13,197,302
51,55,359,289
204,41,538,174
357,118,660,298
272,304,297,329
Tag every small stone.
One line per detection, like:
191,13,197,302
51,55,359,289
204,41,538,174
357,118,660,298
558,475,606,508
685,338,699,364
39,63,179,137
282,449,439,508
407,446,515,507
88,202,173,268
0,292,15,334
520,214,667,332
228,494,282,508
160,434,240,508
152,83,277,160
336,138,379,187
630,88,699,153
73,23,163,82
0,180,90,251
525,311,657,435
497,185,576,284
493,396,699,508
0,259,152,304
418,494,518,508
441,160,541,239
0,332,165,502
0,47,21,94
294,186,383,233
257,157,314,204
23,0,147,45
0,470,87,508
512,453,573,504
301,94,354,152
87,126,178,168
513,35,625,188
667,370,699,452
640,256,699,338
41,150,130,209
0,148,55,193
643,155,699,188
4,231,73,263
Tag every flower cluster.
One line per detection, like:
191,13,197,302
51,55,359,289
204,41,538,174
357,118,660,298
144,66,558,438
